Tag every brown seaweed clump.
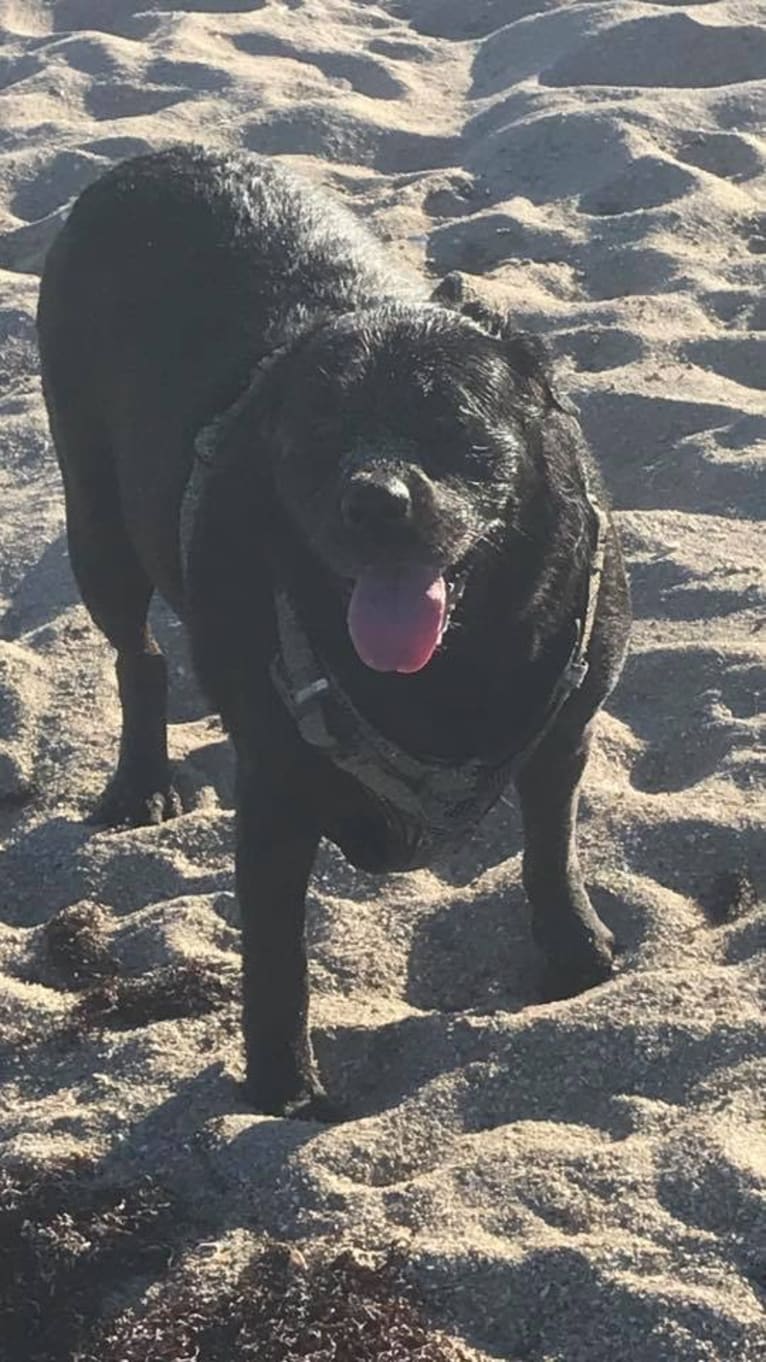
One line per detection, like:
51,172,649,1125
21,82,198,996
42,900,117,986
93,1244,473,1362
0,1160,178,1362
68,959,238,1035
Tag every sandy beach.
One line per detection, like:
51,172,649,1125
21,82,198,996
0,1,764,1358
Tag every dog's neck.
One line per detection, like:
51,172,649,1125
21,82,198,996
260,488,597,765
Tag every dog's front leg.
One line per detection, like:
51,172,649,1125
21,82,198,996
234,749,332,1119
515,722,615,999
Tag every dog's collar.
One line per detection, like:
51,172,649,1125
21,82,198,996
270,483,607,866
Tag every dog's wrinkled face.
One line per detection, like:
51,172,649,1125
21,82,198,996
270,305,530,674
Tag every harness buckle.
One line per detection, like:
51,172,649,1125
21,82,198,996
269,655,338,752
563,656,589,691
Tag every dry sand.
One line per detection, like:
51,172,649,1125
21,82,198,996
0,0,765,1358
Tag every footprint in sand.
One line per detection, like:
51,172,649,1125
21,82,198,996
367,36,436,63
542,13,766,88
470,4,608,96
702,288,766,330
233,31,406,100
50,0,266,34
684,337,766,392
427,211,574,275
0,50,41,91
11,149,107,221
406,891,537,1014
244,106,457,173
556,327,645,373
578,390,765,515
84,82,189,122
147,57,232,93
676,130,764,183
579,156,698,216
614,644,764,795
464,110,636,206
401,0,557,42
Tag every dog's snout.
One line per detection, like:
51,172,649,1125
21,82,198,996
341,473,412,532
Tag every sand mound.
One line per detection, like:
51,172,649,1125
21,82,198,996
0,1,764,1359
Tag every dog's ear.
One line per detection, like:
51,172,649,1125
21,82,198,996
430,273,577,415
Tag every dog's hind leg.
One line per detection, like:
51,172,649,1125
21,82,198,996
515,722,615,999
52,413,181,828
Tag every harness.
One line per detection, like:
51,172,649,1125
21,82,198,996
182,355,607,871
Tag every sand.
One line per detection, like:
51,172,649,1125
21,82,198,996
0,0,764,1358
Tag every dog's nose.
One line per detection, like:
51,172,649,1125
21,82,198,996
341,474,412,531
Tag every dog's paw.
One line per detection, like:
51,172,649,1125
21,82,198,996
89,769,183,829
539,927,616,1002
281,1090,346,1123
238,1079,343,1123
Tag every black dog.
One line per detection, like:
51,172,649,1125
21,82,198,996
37,146,630,1119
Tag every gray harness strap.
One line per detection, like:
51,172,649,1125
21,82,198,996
183,367,607,867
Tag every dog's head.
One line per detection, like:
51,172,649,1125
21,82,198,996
264,290,565,675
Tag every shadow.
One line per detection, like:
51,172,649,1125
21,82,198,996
655,1141,766,1308
717,413,766,450
403,0,551,41
11,150,105,222
416,1240,757,1361
470,5,605,97
589,883,648,963
576,390,764,516
0,807,234,925
426,211,573,276
683,336,766,392
461,105,634,209
611,646,763,795
84,83,187,122
312,1011,491,1123
624,814,765,903
51,0,265,34
313,991,766,1146
723,913,766,966
1,532,79,638
457,1014,766,1131
232,32,406,101
147,58,233,93
243,109,458,175
553,326,644,373
627,556,760,622
433,793,524,887
94,1062,332,1210
0,813,97,926
405,882,538,1014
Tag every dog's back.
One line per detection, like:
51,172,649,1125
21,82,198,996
37,145,416,606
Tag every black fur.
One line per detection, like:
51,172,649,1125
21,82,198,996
37,147,631,1119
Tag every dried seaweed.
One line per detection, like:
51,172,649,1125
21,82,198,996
93,1244,471,1362
42,900,117,987
68,959,238,1035
0,1161,468,1362
0,1160,179,1362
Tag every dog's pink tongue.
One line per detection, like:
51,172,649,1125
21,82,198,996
348,567,447,673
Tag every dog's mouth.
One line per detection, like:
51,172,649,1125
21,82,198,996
345,562,466,674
